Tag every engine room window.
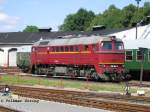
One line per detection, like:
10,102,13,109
56,47,59,52
70,46,74,51
126,51,133,61
115,42,124,50
65,46,69,52
52,47,55,52
101,42,112,50
75,46,79,51
60,47,64,52
137,50,142,61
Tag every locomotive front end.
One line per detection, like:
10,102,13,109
97,36,126,81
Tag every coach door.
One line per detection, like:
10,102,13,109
8,48,17,67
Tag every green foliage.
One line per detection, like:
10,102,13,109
23,25,39,32
60,2,150,31
59,8,95,31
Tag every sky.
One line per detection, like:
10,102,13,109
0,0,149,32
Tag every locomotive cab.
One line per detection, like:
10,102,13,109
96,36,125,81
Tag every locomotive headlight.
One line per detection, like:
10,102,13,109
99,64,105,67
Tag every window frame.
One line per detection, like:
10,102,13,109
136,50,143,61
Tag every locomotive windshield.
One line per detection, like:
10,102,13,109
101,41,112,50
115,42,124,50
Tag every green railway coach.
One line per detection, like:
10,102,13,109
125,49,150,80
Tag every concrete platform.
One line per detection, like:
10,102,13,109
0,93,111,112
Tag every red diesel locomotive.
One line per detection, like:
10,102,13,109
31,35,126,81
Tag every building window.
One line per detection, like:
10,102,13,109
137,50,142,61
70,46,74,52
65,46,69,52
60,47,64,52
126,50,133,61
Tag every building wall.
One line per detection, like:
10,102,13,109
0,46,31,67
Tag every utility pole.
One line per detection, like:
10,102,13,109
139,47,147,87
135,0,141,39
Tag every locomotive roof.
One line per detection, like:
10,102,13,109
34,35,122,46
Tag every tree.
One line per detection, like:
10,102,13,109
88,5,123,30
23,26,39,32
59,8,95,31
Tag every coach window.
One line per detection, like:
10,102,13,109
70,46,74,52
65,46,69,52
60,46,64,52
56,47,59,52
148,50,150,61
136,50,142,61
126,50,133,61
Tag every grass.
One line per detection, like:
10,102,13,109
0,74,150,95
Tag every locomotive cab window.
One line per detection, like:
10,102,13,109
84,45,89,51
115,42,124,50
126,50,133,61
136,50,142,61
101,41,112,50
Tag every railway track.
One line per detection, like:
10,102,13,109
0,85,149,112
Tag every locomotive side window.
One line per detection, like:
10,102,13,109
60,46,64,52
56,47,59,52
65,46,69,52
75,46,79,51
52,47,55,52
136,50,142,61
101,42,112,50
126,50,133,61
115,42,124,50
70,46,74,51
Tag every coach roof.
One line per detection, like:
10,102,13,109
34,35,122,46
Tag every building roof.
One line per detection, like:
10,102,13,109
0,28,129,45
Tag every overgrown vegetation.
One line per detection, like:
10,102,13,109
0,75,150,95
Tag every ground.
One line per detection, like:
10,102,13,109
0,74,150,96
